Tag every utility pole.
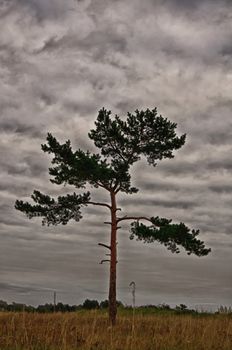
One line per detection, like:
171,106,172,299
53,291,56,313
129,281,136,331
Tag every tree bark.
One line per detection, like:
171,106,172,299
109,191,117,325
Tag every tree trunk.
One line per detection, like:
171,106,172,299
109,191,117,325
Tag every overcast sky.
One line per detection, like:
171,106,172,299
0,0,232,310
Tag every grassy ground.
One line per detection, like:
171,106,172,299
0,310,231,350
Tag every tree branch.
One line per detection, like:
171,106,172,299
117,216,153,224
87,201,111,210
95,181,111,192
99,259,110,264
102,123,127,163
98,243,111,250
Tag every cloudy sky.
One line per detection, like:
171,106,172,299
0,0,232,310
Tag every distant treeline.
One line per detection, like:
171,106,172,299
0,299,122,313
0,299,231,314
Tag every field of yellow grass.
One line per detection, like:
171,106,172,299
0,310,231,350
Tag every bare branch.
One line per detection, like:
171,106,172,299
98,243,111,250
117,216,153,224
113,182,119,192
100,259,110,264
104,222,112,225
102,123,127,163
115,185,121,194
100,258,118,264
87,201,111,210
95,181,111,192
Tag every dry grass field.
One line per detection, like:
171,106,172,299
0,310,231,350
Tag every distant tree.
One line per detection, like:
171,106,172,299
0,300,8,311
99,299,109,309
7,302,25,312
175,304,188,311
82,299,99,309
15,108,211,325
158,303,171,310
54,302,76,312
37,303,54,313
100,299,123,309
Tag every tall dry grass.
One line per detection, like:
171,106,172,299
0,310,231,350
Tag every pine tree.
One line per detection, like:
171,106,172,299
15,108,211,325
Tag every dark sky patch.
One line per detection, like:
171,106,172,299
1,120,43,138
121,197,196,210
209,184,232,194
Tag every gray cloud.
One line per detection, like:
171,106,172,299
209,184,232,194
121,197,196,210
162,0,232,11
0,120,42,137
0,282,53,295
0,0,232,308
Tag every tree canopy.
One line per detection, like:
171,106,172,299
15,107,210,256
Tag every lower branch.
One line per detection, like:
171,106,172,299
117,216,152,224
87,201,111,210
100,259,110,264
98,243,111,250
